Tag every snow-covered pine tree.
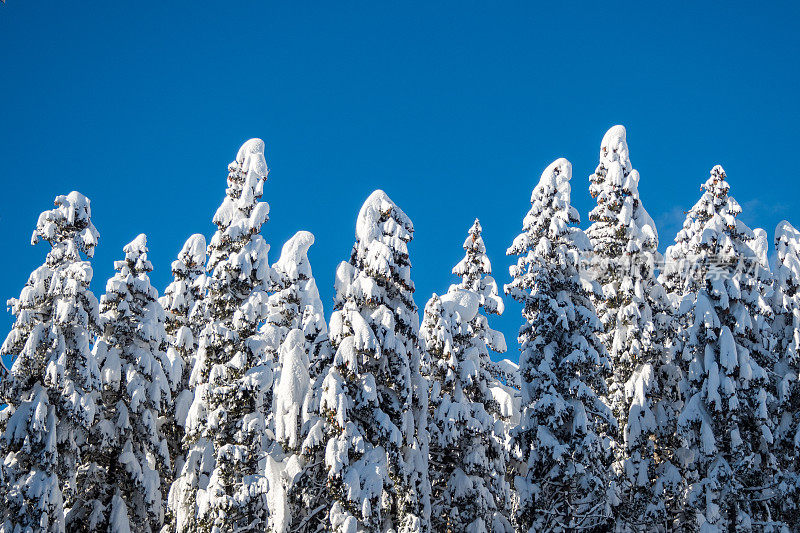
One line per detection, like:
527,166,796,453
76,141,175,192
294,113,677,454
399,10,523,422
0,192,101,533
447,218,514,525
585,125,680,529
660,166,778,531
771,220,800,526
170,138,277,532
321,190,430,532
505,158,617,532
159,233,207,502
421,291,513,532
92,234,171,532
264,231,333,533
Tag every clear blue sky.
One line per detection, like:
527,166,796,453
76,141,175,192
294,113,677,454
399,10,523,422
1,1,798,364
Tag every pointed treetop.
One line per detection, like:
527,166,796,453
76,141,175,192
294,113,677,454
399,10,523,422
355,189,413,243
452,219,489,273
706,164,731,189
274,230,315,281
775,220,800,284
691,165,741,228
454,219,489,269
212,138,270,232
531,157,580,214
701,165,739,214
468,218,482,238
33,190,100,257
451,217,504,316
234,137,268,180
525,157,580,238
589,125,658,250
508,157,595,270
600,124,631,171
177,233,207,269
751,228,770,269
119,233,153,274
123,233,148,258
777,220,800,256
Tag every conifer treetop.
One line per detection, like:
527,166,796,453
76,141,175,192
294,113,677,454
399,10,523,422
176,234,207,272
274,230,315,281
451,218,504,316
507,157,587,258
210,137,270,248
588,124,658,255
776,220,800,288
33,190,100,259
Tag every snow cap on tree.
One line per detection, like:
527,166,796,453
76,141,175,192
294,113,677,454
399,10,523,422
161,234,207,329
206,137,275,320
274,230,314,282
32,191,100,258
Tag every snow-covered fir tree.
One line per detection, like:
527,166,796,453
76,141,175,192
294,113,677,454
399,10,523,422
0,192,101,533
321,190,430,533
660,166,778,531
771,220,800,526
159,233,207,513
92,234,171,532
170,138,277,532
448,218,515,522
505,158,617,532
264,231,333,533
421,290,513,532
585,126,681,530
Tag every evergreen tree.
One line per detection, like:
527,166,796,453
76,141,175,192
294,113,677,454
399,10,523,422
771,220,800,526
505,158,617,532
92,234,171,532
449,219,514,525
421,291,513,532
321,190,430,532
0,192,101,533
171,138,278,532
264,231,333,533
661,166,778,531
159,233,207,503
585,125,680,529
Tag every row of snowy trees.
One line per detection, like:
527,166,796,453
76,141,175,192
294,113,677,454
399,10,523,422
1,126,799,532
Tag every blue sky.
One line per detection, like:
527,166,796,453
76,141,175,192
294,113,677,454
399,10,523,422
1,1,798,364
